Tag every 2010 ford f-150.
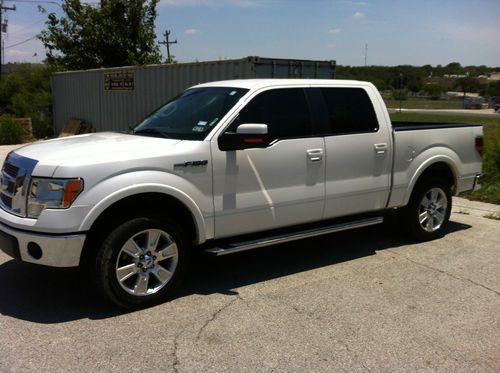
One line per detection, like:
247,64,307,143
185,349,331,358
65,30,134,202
0,79,483,308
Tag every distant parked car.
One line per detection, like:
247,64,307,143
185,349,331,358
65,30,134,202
495,103,500,112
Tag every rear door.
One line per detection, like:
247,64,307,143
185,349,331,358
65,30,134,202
314,85,392,218
211,87,326,238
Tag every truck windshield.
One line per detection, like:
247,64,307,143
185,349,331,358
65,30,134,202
133,87,248,140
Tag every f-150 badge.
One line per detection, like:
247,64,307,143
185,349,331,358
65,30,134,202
174,160,208,168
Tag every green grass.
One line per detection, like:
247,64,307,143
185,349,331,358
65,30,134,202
384,97,464,110
389,113,500,205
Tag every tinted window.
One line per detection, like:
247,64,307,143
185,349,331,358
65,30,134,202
320,88,378,134
134,87,248,140
230,88,311,139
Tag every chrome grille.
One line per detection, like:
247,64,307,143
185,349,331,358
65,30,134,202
3,162,18,178
0,153,38,217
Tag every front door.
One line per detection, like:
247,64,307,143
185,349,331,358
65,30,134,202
211,87,326,239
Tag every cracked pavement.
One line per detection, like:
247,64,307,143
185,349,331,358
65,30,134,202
0,145,499,371
1,210,498,372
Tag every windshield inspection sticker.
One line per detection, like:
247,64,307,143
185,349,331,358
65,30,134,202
197,121,208,127
192,126,205,132
229,91,237,96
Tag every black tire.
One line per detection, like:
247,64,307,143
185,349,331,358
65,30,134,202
91,216,190,309
403,178,452,241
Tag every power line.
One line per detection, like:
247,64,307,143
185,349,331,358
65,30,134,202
4,0,61,6
5,34,36,48
7,15,45,34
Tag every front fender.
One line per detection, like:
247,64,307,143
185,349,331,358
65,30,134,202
76,171,212,244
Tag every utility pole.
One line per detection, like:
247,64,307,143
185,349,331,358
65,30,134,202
399,73,403,113
0,0,16,79
160,30,177,63
364,43,368,66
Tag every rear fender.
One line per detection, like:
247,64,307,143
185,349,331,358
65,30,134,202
403,154,459,206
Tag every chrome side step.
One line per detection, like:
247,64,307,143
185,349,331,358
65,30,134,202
205,216,384,256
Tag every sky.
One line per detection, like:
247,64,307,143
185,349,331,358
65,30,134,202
3,0,500,67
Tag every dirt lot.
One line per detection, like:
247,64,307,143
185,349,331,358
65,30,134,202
0,144,499,372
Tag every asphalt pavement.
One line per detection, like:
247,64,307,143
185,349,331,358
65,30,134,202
0,144,499,372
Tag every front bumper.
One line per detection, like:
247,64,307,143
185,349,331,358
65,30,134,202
0,221,85,267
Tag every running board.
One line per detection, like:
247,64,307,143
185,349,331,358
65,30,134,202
205,216,384,256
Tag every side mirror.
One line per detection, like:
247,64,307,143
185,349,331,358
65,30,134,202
236,123,268,135
218,123,269,151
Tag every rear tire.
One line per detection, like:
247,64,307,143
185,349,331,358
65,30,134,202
91,216,190,309
403,178,452,241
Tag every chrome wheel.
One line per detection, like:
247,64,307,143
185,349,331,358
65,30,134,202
418,187,448,233
115,229,179,296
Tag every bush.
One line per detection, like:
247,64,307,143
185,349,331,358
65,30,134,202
423,83,447,100
392,88,408,101
0,115,23,144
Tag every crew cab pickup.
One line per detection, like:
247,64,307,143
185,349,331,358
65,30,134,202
0,79,483,308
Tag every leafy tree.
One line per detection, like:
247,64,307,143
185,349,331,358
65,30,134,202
0,115,23,144
0,64,54,137
423,83,447,100
483,81,500,97
39,0,162,70
392,88,408,101
444,62,462,74
453,77,481,98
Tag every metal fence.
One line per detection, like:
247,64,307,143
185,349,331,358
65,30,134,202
51,56,336,134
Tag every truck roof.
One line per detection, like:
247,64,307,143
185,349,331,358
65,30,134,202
194,79,371,90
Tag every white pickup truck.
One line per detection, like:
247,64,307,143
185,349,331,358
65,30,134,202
0,79,483,308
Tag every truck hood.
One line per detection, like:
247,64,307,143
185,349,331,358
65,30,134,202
14,132,182,176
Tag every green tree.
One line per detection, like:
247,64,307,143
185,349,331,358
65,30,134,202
0,64,54,137
453,77,481,98
444,62,462,74
39,0,162,70
483,81,500,97
423,83,447,100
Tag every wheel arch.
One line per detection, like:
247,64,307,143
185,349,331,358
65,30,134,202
404,157,457,206
79,190,204,268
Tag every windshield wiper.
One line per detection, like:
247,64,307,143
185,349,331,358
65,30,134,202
133,128,170,138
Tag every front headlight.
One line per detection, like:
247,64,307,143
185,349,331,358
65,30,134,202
27,178,83,218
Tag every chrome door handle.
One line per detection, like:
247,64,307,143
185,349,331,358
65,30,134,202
374,143,388,156
307,149,323,162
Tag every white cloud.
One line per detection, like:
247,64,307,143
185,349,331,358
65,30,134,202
184,28,199,35
328,28,340,34
227,0,259,7
5,49,31,57
352,12,365,20
343,1,368,6
160,0,260,7
4,20,43,41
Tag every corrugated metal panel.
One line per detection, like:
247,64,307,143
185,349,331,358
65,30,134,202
52,56,336,134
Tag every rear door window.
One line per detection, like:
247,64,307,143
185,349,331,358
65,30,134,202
320,88,378,135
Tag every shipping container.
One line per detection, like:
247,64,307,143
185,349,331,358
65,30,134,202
51,56,336,134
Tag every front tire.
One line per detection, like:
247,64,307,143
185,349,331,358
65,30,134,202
404,178,452,241
91,216,190,309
